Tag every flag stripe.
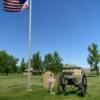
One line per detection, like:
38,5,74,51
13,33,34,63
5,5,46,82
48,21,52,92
4,0,19,4
4,9,21,12
4,2,23,6
4,6,22,9
3,3,23,8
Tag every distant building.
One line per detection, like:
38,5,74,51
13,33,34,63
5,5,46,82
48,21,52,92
23,67,43,75
63,64,82,76
23,67,33,75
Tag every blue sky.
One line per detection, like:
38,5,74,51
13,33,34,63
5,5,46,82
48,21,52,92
0,0,100,67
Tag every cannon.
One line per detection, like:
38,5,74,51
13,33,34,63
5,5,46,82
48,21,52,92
58,66,87,96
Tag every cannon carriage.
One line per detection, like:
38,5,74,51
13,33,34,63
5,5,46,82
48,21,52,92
58,65,87,96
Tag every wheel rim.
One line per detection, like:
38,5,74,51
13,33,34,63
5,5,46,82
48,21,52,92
81,74,87,96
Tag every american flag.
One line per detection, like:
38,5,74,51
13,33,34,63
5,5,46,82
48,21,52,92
3,0,29,12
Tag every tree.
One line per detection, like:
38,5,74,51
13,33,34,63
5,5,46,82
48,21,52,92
0,51,18,75
20,58,26,72
32,52,42,70
44,53,53,70
87,43,100,76
51,52,63,73
44,52,63,73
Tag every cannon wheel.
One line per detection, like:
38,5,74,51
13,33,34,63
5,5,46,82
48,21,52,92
58,82,62,94
58,74,63,94
81,74,87,96
57,73,66,94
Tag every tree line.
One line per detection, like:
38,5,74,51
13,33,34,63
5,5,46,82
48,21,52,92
0,51,18,75
0,42,100,76
0,51,63,75
20,52,63,73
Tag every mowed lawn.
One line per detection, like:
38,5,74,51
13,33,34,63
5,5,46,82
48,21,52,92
0,74,100,100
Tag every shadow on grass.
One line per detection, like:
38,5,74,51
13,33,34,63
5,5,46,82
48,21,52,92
57,89,87,97
87,75,97,77
64,89,78,95
86,72,100,77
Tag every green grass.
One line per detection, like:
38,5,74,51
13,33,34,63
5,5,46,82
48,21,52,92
0,74,100,100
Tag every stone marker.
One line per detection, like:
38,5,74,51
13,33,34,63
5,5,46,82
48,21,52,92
43,71,55,89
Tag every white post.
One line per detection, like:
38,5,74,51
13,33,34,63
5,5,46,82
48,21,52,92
27,0,32,91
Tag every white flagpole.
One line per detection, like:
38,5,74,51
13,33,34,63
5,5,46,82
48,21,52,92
27,0,32,91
